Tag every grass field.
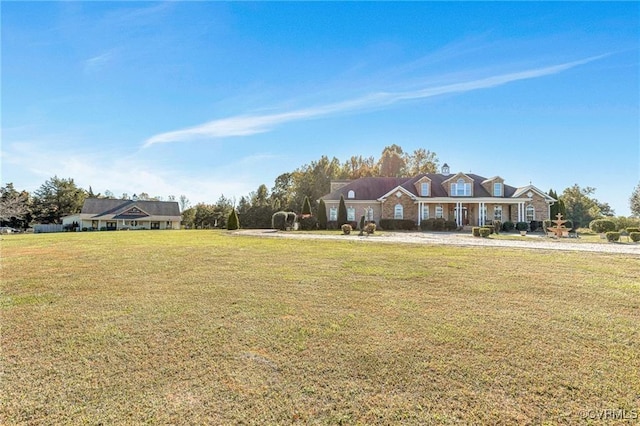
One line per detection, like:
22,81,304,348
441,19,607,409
2,231,639,425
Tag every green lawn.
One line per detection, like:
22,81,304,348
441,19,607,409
2,231,639,425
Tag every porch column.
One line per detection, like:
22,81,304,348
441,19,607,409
477,202,482,226
418,202,422,226
457,202,462,226
518,202,525,222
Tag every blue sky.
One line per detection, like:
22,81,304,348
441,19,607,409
2,2,638,215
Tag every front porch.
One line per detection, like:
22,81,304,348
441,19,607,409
81,219,176,231
417,201,532,227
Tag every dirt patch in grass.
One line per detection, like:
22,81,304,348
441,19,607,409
2,231,639,424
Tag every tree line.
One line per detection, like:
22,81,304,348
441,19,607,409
2,144,639,230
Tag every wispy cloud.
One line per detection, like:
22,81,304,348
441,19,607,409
83,50,116,73
144,54,608,148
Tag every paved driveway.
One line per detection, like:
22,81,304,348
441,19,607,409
236,230,640,255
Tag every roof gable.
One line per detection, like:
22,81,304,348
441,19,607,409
81,199,181,217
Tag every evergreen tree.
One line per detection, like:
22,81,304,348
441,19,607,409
32,176,87,224
338,194,348,225
317,199,328,230
227,209,240,230
302,196,312,215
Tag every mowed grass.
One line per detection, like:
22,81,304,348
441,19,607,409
1,231,639,425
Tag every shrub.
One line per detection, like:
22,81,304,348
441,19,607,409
272,211,296,230
626,227,640,234
327,221,338,230
364,223,376,235
605,231,620,242
420,218,436,231
299,215,318,231
317,199,328,230
542,220,551,231
479,228,491,238
515,222,528,231
481,226,494,235
564,220,574,230
433,218,446,231
472,227,480,237
341,224,352,235
589,219,616,234
379,219,416,231
338,195,347,226
529,221,538,232
445,220,458,231
227,210,240,230
302,196,312,215
502,221,515,232
359,215,366,230
492,220,501,234
630,232,640,242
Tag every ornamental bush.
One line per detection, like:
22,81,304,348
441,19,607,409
341,224,352,235
481,226,494,235
515,222,528,231
492,220,501,234
302,196,312,215
472,227,480,237
479,228,491,238
605,231,620,242
589,219,616,234
445,220,458,231
629,232,640,242
502,221,515,232
420,218,434,231
317,199,328,230
299,215,318,231
379,219,416,231
227,209,240,230
365,223,376,235
272,211,297,230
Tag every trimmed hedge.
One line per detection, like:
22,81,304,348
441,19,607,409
380,219,416,231
626,227,640,234
420,218,457,231
502,221,515,232
590,219,616,234
630,232,640,242
515,222,528,231
472,227,480,237
479,228,491,238
605,231,620,242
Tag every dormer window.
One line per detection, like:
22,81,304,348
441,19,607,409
451,178,471,196
347,190,355,199
494,182,502,197
420,182,429,196
441,163,450,175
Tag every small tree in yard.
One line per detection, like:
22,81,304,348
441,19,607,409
338,194,347,225
227,209,240,230
317,199,327,230
302,196,312,215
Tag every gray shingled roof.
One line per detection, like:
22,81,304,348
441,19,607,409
81,199,181,217
322,173,520,200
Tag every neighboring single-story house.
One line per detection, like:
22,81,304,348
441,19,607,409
62,198,181,231
320,164,556,227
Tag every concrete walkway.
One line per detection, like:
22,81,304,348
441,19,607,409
236,230,640,255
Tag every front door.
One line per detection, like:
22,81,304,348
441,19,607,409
453,206,468,225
